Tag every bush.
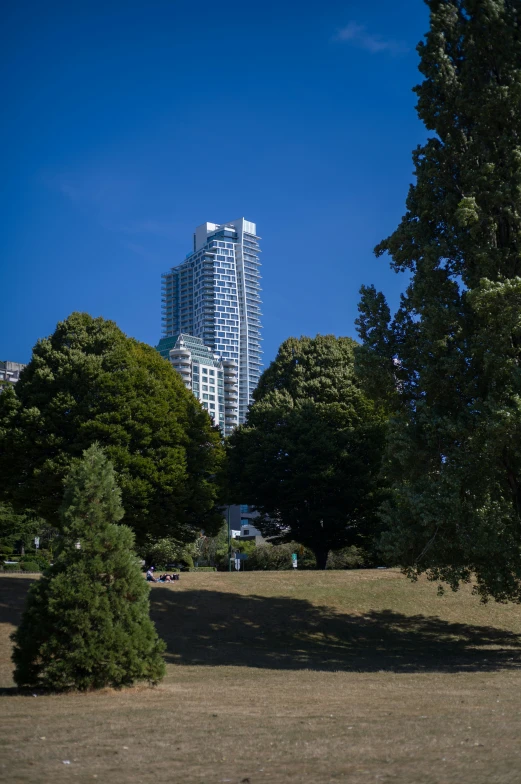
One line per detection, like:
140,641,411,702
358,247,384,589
1,563,20,572
195,523,228,568
247,542,316,571
326,546,366,570
20,562,41,572
11,444,166,691
144,538,196,571
18,554,50,570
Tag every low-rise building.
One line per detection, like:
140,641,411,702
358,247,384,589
226,504,264,540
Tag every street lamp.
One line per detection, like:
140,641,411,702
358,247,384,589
227,505,231,572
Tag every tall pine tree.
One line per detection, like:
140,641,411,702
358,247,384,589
357,0,521,601
12,444,166,691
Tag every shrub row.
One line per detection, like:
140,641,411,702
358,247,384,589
1,562,42,572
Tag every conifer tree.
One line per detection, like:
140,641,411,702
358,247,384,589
357,1,521,600
12,444,166,691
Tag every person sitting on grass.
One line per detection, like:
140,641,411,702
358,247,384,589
146,566,157,582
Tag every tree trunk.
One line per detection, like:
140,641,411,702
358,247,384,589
313,547,329,570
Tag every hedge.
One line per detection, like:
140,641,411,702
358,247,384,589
20,562,41,572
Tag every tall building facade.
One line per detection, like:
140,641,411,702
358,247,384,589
156,333,238,436
161,218,262,423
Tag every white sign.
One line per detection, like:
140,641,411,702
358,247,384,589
292,560,297,568
34,537,40,549
234,558,241,571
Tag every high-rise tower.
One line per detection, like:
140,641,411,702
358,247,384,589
161,218,262,424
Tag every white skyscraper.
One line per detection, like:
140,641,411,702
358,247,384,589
156,333,239,436
161,218,262,424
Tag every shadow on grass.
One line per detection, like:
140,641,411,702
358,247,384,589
2,577,521,676
0,577,37,696
0,576,36,627
150,588,521,673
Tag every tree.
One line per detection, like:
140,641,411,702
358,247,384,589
194,521,229,568
11,444,166,691
226,335,387,569
0,504,42,556
144,536,197,569
0,312,224,546
357,0,521,600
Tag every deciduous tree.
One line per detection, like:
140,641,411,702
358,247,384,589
227,335,387,569
0,313,224,545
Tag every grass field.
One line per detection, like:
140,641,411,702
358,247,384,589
2,570,521,783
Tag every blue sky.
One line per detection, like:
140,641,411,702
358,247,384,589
2,0,429,367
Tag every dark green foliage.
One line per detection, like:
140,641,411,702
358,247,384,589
18,553,51,570
0,503,46,555
20,562,40,572
211,537,257,571
355,286,397,410
143,536,197,570
246,542,317,571
0,312,224,546
326,547,366,570
357,1,521,600
227,335,387,569
11,444,166,691
195,522,229,568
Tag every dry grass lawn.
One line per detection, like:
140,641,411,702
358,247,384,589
2,569,521,783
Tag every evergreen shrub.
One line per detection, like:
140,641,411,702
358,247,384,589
20,562,40,572
11,444,166,691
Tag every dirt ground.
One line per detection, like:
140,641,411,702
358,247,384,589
2,570,521,783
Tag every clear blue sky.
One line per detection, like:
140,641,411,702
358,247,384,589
2,0,429,367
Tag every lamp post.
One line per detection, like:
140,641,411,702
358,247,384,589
227,505,232,572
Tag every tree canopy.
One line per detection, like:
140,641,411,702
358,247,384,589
226,335,387,569
356,0,521,600
0,313,224,545
12,444,166,691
